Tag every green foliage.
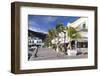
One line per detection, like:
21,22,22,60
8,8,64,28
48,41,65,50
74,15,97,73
44,35,51,47
48,28,56,39
66,26,81,40
44,28,56,47
66,26,81,50
55,22,64,33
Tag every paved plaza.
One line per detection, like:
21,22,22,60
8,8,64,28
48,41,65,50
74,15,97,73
29,48,87,61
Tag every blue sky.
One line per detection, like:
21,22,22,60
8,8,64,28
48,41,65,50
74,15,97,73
28,15,80,33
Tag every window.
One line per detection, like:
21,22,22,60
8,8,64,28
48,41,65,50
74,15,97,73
77,42,88,48
32,40,34,43
82,23,86,29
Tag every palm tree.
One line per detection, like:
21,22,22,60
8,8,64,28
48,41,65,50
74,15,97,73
44,35,51,47
55,22,64,34
48,29,56,40
45,22,65,52
66,26,81,50
55,22,64,53
45,28,56,48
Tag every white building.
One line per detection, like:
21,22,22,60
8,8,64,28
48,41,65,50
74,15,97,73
67,17,88,41
28,37,44,47
68,18,88,55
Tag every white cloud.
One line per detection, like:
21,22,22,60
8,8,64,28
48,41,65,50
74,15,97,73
28,16,57,34
28,20,39,27
28,25,47,34
43,16,57,23
28,20,47,33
